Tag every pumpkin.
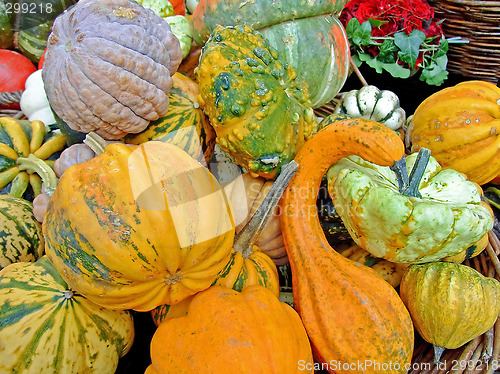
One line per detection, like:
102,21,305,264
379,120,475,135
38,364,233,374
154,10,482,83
400,261,500,360
197,25,317,179
337,243,409,288
407,80,500,185
0,117,66,201
146,285,314,374
0,195,44,269
334,85,406,130
0,256,135,373
44,140,235,311
0,49,36,109
441,232,489,263
223,172,287,265
326,148,494,263
151,161,298,326
192,1,350,108
124,72,216,166
42,0,183,140
280,118,414,372
19,69,57,126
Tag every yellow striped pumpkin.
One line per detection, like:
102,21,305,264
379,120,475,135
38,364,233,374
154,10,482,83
0,256,135,373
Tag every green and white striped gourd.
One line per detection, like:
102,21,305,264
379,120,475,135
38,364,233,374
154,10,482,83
0,195,44,269
0,256,135,374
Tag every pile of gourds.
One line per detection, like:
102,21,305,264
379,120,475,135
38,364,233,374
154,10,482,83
0,0,499,373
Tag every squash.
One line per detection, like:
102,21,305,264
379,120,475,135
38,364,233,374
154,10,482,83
400,261,500,360
146,285,314,373
0,117,66,201
44,140,235,311
192,1,349,108
0,195,44,269
280,118,414,372
326,149,494,263
197,25,317,179
124,72,216,166
0,1,13,49
407,80,500,185
0,49,36,109
334,85,406,131
42,0,183,140
151,161,298,326
19,69,57,126
0,256,135,374
337,243,409,288
441,232,489,263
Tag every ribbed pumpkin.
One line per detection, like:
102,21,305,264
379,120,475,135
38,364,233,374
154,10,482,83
0,256,135,374
146,285,314,374
408,80,500,185
124,72,216,166
192,0,350,108
197,25,317,179
44,140,235,311
42,0,183,140
280,118,414,373
0,195,44,269
0,117,66,201
400,262,500,357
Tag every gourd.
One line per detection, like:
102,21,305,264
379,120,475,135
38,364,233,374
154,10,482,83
400,261,500,360
0,256,135,374
44,139,236,311
0,1,13,49
151,162,298,326
223,173,287,265
0,49,36,109
407,80,500,185
337,243,408,288
441,232,489,263
0,195,44,269
192,0,350,108
146,285,314,373
42,0,183,140
124,72,216,166
326,149,494,263
197,25,317,180
0,117,66,201
280,118,414,372
334,85,406,130
19,69,57,126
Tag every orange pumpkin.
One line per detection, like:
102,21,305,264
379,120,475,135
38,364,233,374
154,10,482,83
280,118,414,373
146,285,314,374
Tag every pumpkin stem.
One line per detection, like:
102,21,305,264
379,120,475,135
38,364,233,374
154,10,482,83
83,132,109,155
234,160,298,258
433,345,445,364
390,148,431,198
16,154,58,197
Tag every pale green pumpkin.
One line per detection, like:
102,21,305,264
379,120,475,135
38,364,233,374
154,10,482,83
326,150,493,263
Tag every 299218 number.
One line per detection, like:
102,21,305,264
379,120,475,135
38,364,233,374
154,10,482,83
450,359,499,371
5,2,53,15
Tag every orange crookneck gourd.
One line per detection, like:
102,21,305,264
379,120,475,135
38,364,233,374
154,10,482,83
280,118,414,373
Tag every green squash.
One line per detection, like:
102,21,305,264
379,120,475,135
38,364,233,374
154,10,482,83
16,21,52,63
0,117,66,201
326,148,494,263
0,1,13,49
0,256,135,374
0,195,44,270
196,25,317,179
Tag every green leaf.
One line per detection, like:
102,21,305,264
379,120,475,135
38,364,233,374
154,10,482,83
358,53,384,74
367,18,388,28
434,39,449,59
377,39,397,63
394,30,426,67
420,55,449,85
345,18,360,39
351,20,372,47
382,62,411,79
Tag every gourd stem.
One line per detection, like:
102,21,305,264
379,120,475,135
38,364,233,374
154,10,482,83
234,161,298,258
433,345,445,364
17,154,58,197
390,148,431,198
402,148,431,198
83,132,109,155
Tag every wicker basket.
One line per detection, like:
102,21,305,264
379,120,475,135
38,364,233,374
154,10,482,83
428,0,500,85
0,90,24,119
